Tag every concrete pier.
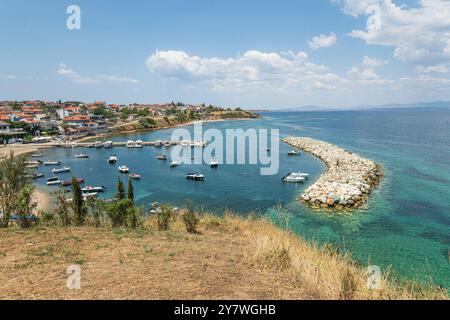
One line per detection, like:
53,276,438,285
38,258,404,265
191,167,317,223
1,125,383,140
283,137,382,210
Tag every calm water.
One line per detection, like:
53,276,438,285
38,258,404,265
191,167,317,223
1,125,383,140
35,109,450,288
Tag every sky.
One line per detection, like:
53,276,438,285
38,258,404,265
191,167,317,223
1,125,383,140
0,0,449,109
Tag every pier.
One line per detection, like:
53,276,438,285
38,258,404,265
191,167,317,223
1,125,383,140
24,140,207,148
283,137,382,210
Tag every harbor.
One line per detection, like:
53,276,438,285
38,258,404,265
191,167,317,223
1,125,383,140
282,137,383,210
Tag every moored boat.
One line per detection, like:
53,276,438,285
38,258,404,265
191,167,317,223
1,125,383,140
31,154,43,158
288,150,300,156
44,161,61,166
25,172,44,179
135,140,144,148
170,161,179,167
186,173,205,181
81,186,105,193
154,140,163,147
210,160,219,168
126,140,135,148
103,141,114,148
94,141,104,148
74,154,89,159
46,177,61,185
108,155,118,164
156,155,167,161
129,174,141,180
282,172,306,183
52,167,71,174
118,165,130,173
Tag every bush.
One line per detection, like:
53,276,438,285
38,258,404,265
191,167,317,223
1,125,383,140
183,201,199,234
157,204,174,231
107,199,134,228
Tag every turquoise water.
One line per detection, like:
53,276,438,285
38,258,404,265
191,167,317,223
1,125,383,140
35,110,450,288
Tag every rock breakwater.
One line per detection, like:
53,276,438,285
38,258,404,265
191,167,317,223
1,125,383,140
283,137,382,210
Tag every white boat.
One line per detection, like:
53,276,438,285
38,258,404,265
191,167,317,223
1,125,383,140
288,150,300,156
170,161,179,167
186,173,205,181
52,167,71,174
290,172,310,179
210,160,219,168
154,140,163,147
118,165,130,173
103,141,114,148
74,154,89,159
135,140,144,148
164,140,171,148
108,155,118,164
283,175,306,183
94,141,103,148
129,173,141,180
126,140,135,148
44,161,61,166
26,164,39,169
31,154,43,158
46,177,61,185
83,192,98,200
181,140,190,147
81,186,105,193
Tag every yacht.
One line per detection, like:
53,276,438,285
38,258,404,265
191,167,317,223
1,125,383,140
118,165,130,173
81,186,105,193
126,140,136,148
46,177,61,186
135,140,144,148
94,141,104,148
170,161,179,167
210,160,219,168
44,161,61,166
74,154,89,159
103,141,114,148
290,172,310,179
108,155,118,164
186,173,205,181
282,173,306,183
52,167,71,174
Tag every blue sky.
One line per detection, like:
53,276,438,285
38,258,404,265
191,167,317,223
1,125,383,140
0,0,449,109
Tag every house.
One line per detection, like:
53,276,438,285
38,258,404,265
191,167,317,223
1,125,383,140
0,121,11,132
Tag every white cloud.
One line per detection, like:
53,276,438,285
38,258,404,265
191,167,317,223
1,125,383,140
415,64,449,74
362,56,388,68
332,0,450,63
57,63,140,84
0,75,16,80
308,33,337,50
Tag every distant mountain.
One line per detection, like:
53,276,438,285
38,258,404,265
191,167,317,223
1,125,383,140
259,101,450,112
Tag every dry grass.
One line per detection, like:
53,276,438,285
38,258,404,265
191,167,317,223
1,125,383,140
0,213,447,300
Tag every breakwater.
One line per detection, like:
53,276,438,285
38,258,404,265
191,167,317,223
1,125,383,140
283,137,382,210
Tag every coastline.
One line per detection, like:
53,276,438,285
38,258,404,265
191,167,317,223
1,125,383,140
283,137,383,210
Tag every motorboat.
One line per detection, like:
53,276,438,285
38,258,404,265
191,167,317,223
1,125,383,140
164,140,172,148
170,161,179,167
81,186,105,193
282,173,306,183
288,150,301,156
46,177,61,186
186,173,205,181
154,140,163,147
135,140,144,148
126,140,135,148
25,172,44,179
74,154,89,159
181,140,190,147
31,154,43,158
129,174,141,180
94,141,104,148
118,165,130,173
103,141,114,148
44,161,61,166
156,155,167,161
83,192,98,200
108,155,118,164
52,167,71,174
25,160,42,165
290,172,310,179
210,160,219,168
26,164,40,169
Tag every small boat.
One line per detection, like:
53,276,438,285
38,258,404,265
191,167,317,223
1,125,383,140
126,140,135,148
60,178,85,187
81,186,105,193
290,172,310,179
118,165,130,173
31,154,43,158
26,164,40,169
103,141,114,148
154,140,163,147
108,155,118,164
210,160,219,168
74,154,89,159
86,144,95,148
52,167,71,174
164,140,172,148
135,140,144,148
170,161,179,167
25,172,44,179
288,150,300,156
25,160,42,165
181,140,190,147
156,155,167,161
44,161,61,166
186,173,205,181
129,174,141,180
282,173,306,183
47,177,61,185
94,141,104,148
83,192,98,200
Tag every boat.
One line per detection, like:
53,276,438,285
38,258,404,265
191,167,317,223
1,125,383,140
129,174,141,180
290,172,310,179
108,155,118,164
126,140,135,148
170,161,179,167
74,154,89,159
25,160,42,165
282,173,306,183
31,154,43,158
60,178,85,187
156,155,167,161
52,167,71,174
81,186,105,193
46,177,61,186
135,140,144,148
210,160,219,168
44,161,61,166
103,141,114,148
26,164,40,169
86,143,95,148
164,140,172,148
94,141,104,148
83,192,98,200
288,150,301,156
186,173,205,181
181,140,190,147
25,172,44,179
118,165,130,173
154,140,163,147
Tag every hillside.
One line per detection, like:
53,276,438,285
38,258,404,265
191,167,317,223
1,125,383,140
0,214,446,300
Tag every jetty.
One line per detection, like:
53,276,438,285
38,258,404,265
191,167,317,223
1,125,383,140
21,140,207,148
283,137,382,210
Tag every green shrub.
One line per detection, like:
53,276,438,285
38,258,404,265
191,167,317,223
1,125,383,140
157,204,174,231
183,201,199,234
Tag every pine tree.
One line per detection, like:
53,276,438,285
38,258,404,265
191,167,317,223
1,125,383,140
116,177,126,200
127,178,134,202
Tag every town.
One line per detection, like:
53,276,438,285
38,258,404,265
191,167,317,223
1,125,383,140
0,100,257,144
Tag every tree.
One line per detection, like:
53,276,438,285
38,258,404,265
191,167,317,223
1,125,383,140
157,204,174,231
116,177,126,200
183,200,199,234
16,185,37,228
72,177,86,226
127,178,134,202
54,188,71,226
106,199,133,228
85,198,105,228
0,152,28,228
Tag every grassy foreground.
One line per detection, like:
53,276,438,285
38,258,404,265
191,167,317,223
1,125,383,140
0,213,447,300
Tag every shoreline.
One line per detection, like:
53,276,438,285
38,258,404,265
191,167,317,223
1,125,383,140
283,137,383,210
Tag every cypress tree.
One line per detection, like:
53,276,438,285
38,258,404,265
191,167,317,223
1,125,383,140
127,178,134,202
72,177,85,226
116,177,126,200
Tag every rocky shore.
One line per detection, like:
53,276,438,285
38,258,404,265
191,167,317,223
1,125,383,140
283,137,383,210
